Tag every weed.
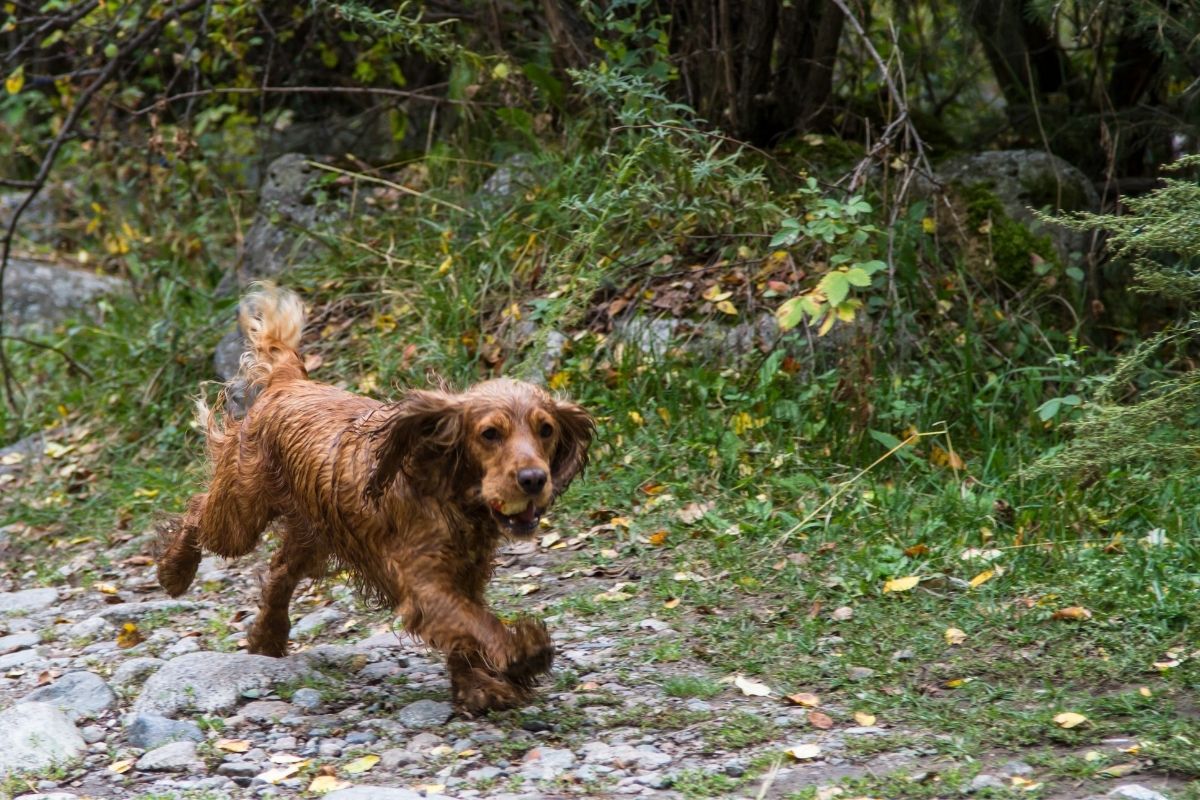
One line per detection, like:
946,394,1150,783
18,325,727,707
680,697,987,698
661,675,722,699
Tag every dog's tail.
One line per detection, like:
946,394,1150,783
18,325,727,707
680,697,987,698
237,282,307,390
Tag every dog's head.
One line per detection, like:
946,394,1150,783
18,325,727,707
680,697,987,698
367,378,594,536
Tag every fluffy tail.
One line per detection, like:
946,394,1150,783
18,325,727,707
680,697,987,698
237,282,307,390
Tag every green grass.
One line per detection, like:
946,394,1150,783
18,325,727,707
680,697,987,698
662,675,722,699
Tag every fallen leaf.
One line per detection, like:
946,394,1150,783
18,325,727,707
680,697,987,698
785,743,823,760
1099,763,1139,778
648,530,669,546
540,532,561,548
716,299,738,316
1139,687,1152,698
673,571,707,583
1052,606,1093,621
593,583,633,602
677,501,714,524
309,775,353,793
256,765,302,784
785,692,821,707
729,674,772,697
343,755,380,774
968,569,995,589
1053,711,1088,729
1153,659,1180,670
516,584,540,596
808,710,834,729
961,548,1002,561
883,576,920,593
853,711,877,726
1084,751,1104,762
270,753,306,764
663,597,680,609
216,738,252,753
108,758,135,774
904,543,929,557
1010,776,1043,791
944,627,967,645
116,622,144,649
830,606,854,621
94,582,119,595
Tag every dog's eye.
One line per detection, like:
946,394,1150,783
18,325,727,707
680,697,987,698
481,427,501,442
539,422,553,438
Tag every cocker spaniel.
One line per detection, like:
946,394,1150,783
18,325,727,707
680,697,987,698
157,284,594,713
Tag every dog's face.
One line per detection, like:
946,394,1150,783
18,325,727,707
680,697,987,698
369,379,594,536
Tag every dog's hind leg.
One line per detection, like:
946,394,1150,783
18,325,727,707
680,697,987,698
156,494,206,597
247,520,326,657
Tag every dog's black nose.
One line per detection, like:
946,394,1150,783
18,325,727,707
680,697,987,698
517,468,548,495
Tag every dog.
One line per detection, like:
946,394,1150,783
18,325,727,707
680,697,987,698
156,284,594,713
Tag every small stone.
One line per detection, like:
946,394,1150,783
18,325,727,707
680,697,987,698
0,588,59,614
290,687,323,711
379,748,423,769
318,740,344,757
67,616,112,640
521,746,576,780
96,600,202,625
970,774,1005,792
163,636,202,657
521,718,551,733
467,765,502,781
1108,786,1169,800
0,703,85,778
22,671,116,720
843,726,887,736
684,699,712,712
636,772,670,789
346,731,378,745
1000,760,1034,777
79,724,107,744
891,648,915,661
110,657,165,689
126,714,204,749
217,761,262,778
0,631,40,654
407,732,442,750
0,648,39,670
323,787,424,800
240,700,294,722
637,618,671,632
136,740,199,772
724,762,745,777
292,607,345,638
397,699,453,728
846,666,876,681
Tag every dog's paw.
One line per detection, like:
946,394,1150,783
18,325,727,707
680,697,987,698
505,616,554,686
452,665,531,715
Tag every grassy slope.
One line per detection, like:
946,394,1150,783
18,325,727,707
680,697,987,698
2,95,1198,798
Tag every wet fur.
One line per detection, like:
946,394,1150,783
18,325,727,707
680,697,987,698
157,285,594,713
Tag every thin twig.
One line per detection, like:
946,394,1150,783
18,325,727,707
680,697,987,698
0,335,94,380
128,83,474,116
304,161,472,215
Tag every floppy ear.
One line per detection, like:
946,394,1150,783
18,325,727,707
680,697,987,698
366,389,465,500
550,398,595,498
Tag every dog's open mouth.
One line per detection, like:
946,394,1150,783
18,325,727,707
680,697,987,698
490,500,543,535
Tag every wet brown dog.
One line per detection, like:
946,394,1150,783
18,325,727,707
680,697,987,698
157,285,594,713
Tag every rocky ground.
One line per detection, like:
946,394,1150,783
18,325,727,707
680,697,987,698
0,519,1184,800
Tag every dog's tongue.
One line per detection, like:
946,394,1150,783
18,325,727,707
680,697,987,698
517,502,537,523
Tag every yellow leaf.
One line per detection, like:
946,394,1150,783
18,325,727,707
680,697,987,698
515,583,539,596
648,530,668,546
944,627,967,645
731,411,753,436
853,711,877,726
269,753,306,764
491,61,511,80
216,738,252,753
116,622,144,649
716,299,738,316
1051,606,1093,620
1139,686,1152,698
702,285,731,302
732,675,772,697
5,66,23,94
437,255,453,275
108,758,135,774
342,754,380,775
1053,711,1088,729
1010,776,1043,791
921,216,936,234
883,576,920,593
817,309,836,337
256,765,302,784
785,743,822,760
785,692,821,707
969,569,995,589
664,598,681,609
548,371,570,390
309,775,353,794
1099,763,1139,778
628,411,644,426
609,516,631,528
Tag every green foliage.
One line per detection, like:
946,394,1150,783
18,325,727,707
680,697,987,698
960,182,1060,286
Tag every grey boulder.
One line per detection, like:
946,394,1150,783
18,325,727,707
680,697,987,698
134,651,310,716
22,671,116,720
0,702,86,778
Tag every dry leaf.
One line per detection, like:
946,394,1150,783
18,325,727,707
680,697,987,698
216,738,252,753
677,502,713,524
968,569,995,589
785,692,821,707
342,755,380,774
729,675,772,697
648,530,669,546
1010,776,1043,791
785,743,822,760
1053,711,1088,729
808,710,834,729
944,627,967,645
664,597,680,609
94,582,120,595
515,584,540,596
108,758,135,774
309,775,353,794
116,622,144,649
270,753,306,764
256,765,302,784
853,711,877,726
883,576,920,593
904,543,929,557
1139,687,1152,698
1099,763,1139,778
1051,606,1093,621
830,606,854,621
540,532,561,548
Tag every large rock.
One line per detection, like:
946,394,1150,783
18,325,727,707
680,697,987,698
95,599,203,625
134,651,311,717
0,702,86,778
3,258,127,332
933,149,1099,264
134,740,199,772
0,587,59,614
323,788,425,800
21,671,116,720
396,699,453,728
125,714,204,749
